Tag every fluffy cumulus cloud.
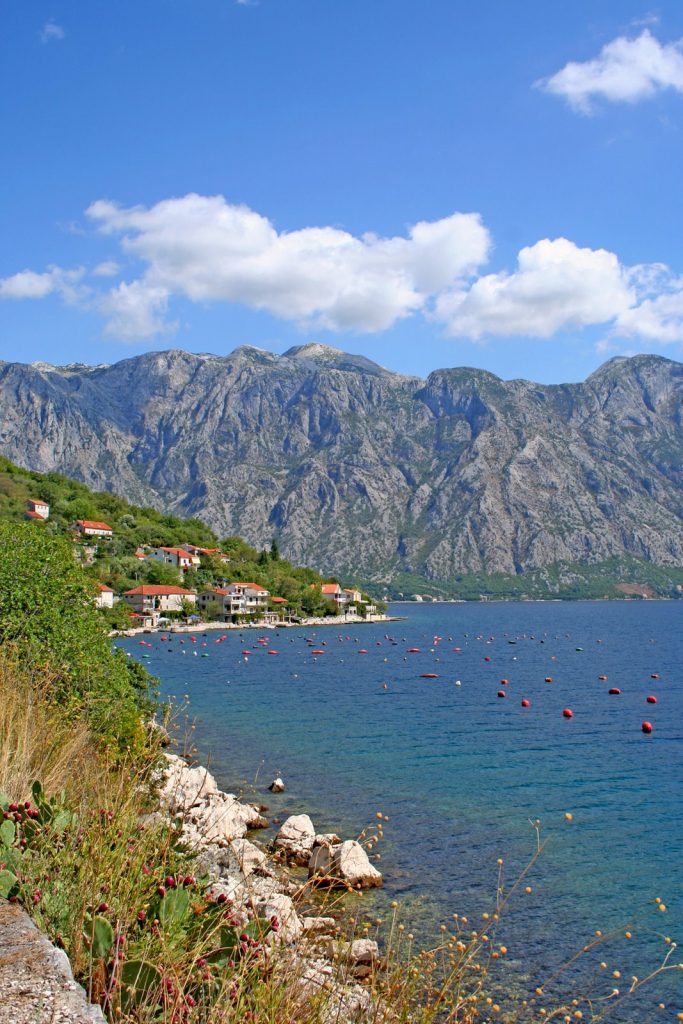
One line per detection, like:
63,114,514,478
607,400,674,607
538,30,683,113
616,277,683,343
3,193,683,349
434,238,635,339
0,266,84,303
86,194,491,335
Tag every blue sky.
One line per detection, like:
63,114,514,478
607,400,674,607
1,1,683,382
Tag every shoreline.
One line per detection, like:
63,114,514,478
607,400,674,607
157,750,383,1018
113,612,403,638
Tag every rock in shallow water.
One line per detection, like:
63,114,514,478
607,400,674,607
308,840,382,889
274,813,316,865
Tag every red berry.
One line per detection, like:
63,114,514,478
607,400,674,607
97,902,109,913
8,804,18,813
157,885,166,897
216,893,228,904
137,910,146,921
164,875,175,888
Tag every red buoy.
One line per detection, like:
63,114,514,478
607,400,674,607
500,678,509,685
521,699,530,707
562,708,573,718
598,675,608,681
608,687,621,695
642,721,653,734
484,656,491,661
651,673,659,680
497,690,506,698
545,677,553,683
646,695,657,704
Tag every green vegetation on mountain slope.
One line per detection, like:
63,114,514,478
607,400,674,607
0,456,380,618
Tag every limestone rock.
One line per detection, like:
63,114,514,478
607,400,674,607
268,777,285,792
302,916,337,936
274,814,316,865
309,840,382,889
159,754,218,812
255,892,302,943
314,832,342,847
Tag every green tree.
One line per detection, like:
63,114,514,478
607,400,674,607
0,522,150,750
270,538,280,561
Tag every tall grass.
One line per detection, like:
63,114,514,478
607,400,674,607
0,654,93,803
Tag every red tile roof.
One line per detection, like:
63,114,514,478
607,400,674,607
24,510,45,520
230,582,269,592
159,547,194,557
124,585,195,596
76,519,113,531
321,583,342,595
270,596,287,603
97,583,114,592
27,498,49,506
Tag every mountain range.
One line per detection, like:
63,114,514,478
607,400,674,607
1,344,682,591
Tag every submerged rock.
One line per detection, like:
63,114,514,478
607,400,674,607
269,777,285,792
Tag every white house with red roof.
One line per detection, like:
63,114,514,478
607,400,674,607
123,584,196,615
25,498,50,520
181,544,231,563
146,547,200,572
94,583,114,609
228,582,270,613
75,519,113,538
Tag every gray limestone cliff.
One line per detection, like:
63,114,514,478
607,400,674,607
0,345,681,581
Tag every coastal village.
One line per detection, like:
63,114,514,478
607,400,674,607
23,497,382,630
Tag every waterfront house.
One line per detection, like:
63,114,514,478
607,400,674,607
75,519,113,538
197,587,244,621
123,584,196,617
229,582,270,614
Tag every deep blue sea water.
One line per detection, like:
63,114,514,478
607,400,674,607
121,602,682,1020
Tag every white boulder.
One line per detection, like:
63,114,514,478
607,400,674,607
274,814,316,865
308,840,382,889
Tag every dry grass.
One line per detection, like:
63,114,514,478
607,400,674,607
0,653,93,803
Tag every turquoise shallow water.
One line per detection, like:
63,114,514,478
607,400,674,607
121,602,682,1019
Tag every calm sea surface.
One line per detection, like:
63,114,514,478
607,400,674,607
121,602,682,1019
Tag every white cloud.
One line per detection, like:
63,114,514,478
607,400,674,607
538,30,683,113
86,194,491,336
41,21,65,43
4,194,683,350
435,238,635,339
0,266,85,303
98,281,175,340
92,260,120,278
615,280,683,342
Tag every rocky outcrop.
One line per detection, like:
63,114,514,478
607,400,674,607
155,755,383,1022
3,346,681,581
0,902,106,1024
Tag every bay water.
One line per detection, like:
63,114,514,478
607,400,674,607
121,601,682,1019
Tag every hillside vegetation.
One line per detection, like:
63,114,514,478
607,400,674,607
0,457,379,619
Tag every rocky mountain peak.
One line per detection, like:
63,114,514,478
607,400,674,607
0,349,681,583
